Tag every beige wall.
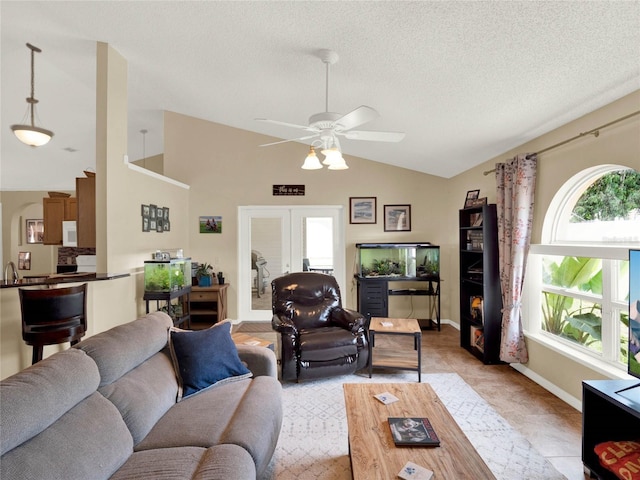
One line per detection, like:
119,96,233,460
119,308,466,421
163,111,451,318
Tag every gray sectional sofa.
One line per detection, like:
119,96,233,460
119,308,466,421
0,312,283,480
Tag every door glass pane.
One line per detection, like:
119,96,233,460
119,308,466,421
251,217,282,311
304,217,333,274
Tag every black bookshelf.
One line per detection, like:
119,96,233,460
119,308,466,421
459,204,502,364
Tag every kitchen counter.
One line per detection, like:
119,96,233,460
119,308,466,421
1,272,129,288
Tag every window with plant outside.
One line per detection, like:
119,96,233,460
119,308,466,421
533,166,639,370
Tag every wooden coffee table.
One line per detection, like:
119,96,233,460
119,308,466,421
369,317,422,382
343,382,495,479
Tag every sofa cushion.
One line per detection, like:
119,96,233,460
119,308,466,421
168,320,251,400
1,391,133,480
75,311,172,386
110,445,256,480
135,376,282,476
98,350,178,446
0,348,100,455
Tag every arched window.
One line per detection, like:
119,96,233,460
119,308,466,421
528,166,639,373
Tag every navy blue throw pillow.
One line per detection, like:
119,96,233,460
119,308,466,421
169,321,252,401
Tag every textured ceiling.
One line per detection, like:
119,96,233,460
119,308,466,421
1,1,639,191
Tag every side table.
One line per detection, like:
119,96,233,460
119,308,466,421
190,284,228,328
369,317,422,382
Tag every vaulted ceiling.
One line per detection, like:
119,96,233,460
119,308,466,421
2,1,639,190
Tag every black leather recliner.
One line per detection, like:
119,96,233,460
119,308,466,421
271,272,369,382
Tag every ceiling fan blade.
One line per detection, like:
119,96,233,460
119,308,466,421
334,106,380,131
343,130,406,142
259,134,319,147
255,118,314,131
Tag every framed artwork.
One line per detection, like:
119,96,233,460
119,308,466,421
470,196,488,207
156,206,164,219
142,216,150,232
163,207,170,220
18,252,31,270
141,204,150,217
464,190,480,208
26,219,44,244
349,197,377,224
384,205,411,232
156,219,164,232
163,220,170,232
150,218,157,231
199,216,222,233
149,204,157,219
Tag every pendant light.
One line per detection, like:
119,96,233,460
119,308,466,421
11,43,54,147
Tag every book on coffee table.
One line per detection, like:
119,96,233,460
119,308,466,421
388,417,440,447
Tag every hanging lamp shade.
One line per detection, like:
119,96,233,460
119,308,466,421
11,43,54,147
301,146,323,170
327,154,349,170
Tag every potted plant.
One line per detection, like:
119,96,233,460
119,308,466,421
195,263,214,287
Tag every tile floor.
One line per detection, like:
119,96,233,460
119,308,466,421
418,324,588,480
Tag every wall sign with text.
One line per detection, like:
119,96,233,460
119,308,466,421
273,185,305,196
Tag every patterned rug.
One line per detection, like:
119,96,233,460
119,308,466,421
260,372,566,480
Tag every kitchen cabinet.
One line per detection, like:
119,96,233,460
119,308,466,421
42,175,95,247
76,176,95,247
43,197,76,245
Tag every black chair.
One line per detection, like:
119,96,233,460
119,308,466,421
271,272,369,382
19,284,88,364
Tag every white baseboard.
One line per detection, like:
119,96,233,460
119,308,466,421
510,363,582,411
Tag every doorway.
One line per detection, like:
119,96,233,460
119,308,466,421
238,206,345,320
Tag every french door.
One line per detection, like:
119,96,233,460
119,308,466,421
238,206,345,320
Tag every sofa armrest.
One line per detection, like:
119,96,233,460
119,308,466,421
237,345,278,378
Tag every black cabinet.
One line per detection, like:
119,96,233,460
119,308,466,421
357,279,388,319
356,277,441,330
582,380,640,479
459,204,502,363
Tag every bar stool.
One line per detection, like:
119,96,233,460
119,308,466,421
19,284,88,364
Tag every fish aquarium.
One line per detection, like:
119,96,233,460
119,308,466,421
144,258,192,292
356,243,439,279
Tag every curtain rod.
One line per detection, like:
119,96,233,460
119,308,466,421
483,110,640,176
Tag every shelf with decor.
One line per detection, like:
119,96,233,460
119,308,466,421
459,204,502,364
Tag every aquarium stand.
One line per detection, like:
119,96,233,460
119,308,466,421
356,277,441,331
144,286,192,328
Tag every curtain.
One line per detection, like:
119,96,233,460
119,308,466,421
495,154,537,363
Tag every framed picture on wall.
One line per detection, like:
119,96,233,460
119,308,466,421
384,205,411,232
349,197,377,224
464,190,480,208
199,216,222,233
18,252,31,270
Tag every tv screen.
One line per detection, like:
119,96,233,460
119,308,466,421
628,249,640,378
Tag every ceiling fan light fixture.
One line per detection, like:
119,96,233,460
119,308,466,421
11,43,53,147
328,156,349,170
301,146,323,170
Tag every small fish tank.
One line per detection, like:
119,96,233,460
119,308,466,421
144,258,192,292
356,243,439,279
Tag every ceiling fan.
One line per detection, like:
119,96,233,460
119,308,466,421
256,49,405,150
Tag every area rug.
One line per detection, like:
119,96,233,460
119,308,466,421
260,372,566,480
